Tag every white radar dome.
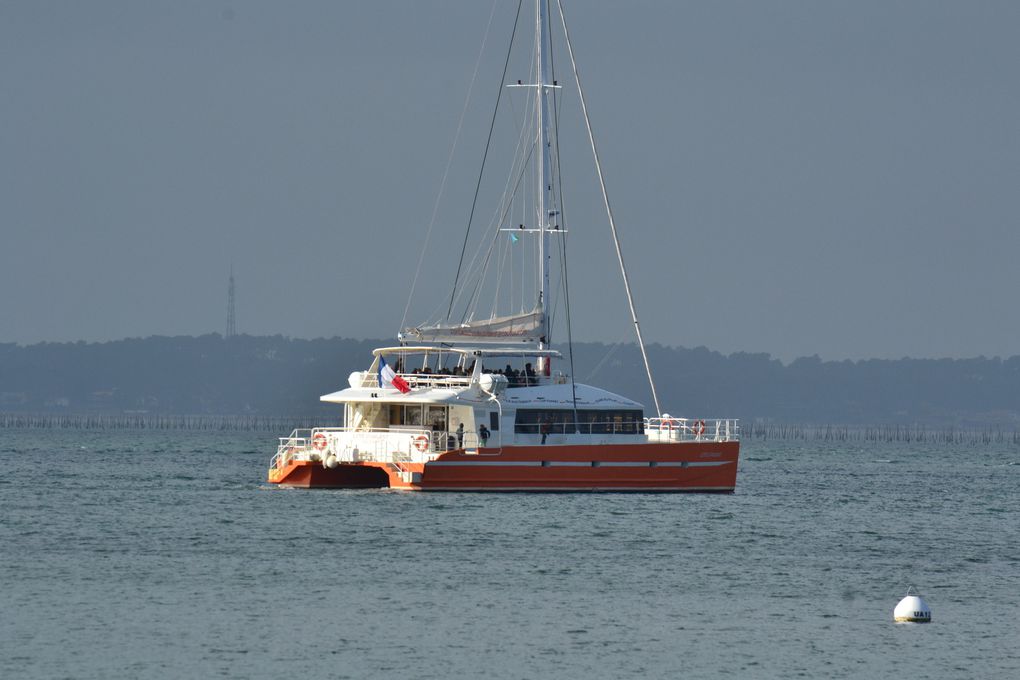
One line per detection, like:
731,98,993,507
348,371,364,389
893,590,932,623
478,373,508,395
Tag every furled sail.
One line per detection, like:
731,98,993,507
401,309,545,345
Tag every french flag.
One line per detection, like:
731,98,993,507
378,357,411,394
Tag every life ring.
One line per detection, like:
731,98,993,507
692,420,706,436
312,432,328,451
413,435,430,453
661,418,679,433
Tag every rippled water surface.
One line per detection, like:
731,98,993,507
2,429,1018,678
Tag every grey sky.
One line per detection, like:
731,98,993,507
1,1,1017,362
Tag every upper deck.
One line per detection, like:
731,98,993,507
321,345,572,405
308,344,738,452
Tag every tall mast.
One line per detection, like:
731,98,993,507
536,0,553,359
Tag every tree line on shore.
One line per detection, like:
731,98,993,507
2,333,1019,428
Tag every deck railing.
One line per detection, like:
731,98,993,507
645,417,739,442
274,426,482,466
355,370,543,390
357,371,473,390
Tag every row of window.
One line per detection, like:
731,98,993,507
387,404,501,433
389,404,447,431
514,409,645,435
380,404,642,436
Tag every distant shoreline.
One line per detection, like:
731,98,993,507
3,334,1020,427
0,413,320,432
2,413,1018,446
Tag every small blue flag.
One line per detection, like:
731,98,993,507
510,233,519,244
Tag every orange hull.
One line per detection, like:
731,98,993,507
268,441,739,492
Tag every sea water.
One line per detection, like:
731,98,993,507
1,429,1018,679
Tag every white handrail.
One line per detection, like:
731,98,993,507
358,370,544,390
645,417,740,442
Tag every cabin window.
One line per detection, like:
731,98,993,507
513,409,645,435
404,405,423,427
489,412,500,431
427,405,447,432
577,409,644,435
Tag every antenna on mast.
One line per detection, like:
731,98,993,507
226,266,237,339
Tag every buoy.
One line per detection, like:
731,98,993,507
324,454,338,469
893,588,932,623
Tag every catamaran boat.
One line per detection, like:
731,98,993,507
267,0,740,491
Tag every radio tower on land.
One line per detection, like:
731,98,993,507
226,267,237,338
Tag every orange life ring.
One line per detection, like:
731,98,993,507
413,434,430,453
692,420,706,436
312,432,328,451
661,418,679,432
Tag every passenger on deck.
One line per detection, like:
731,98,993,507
478,424,490,446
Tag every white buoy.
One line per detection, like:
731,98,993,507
894,588,932,623
324,454,338,469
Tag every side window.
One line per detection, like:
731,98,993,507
515,409,571,434
618,410,643,434
574,409,643,434
490,412,500,431
515,409,540,434
404,405,423,426
427,405,447,431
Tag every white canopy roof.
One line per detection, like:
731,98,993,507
372,346,562,359
320,381,642,410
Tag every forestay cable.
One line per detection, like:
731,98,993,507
557,0,662,416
